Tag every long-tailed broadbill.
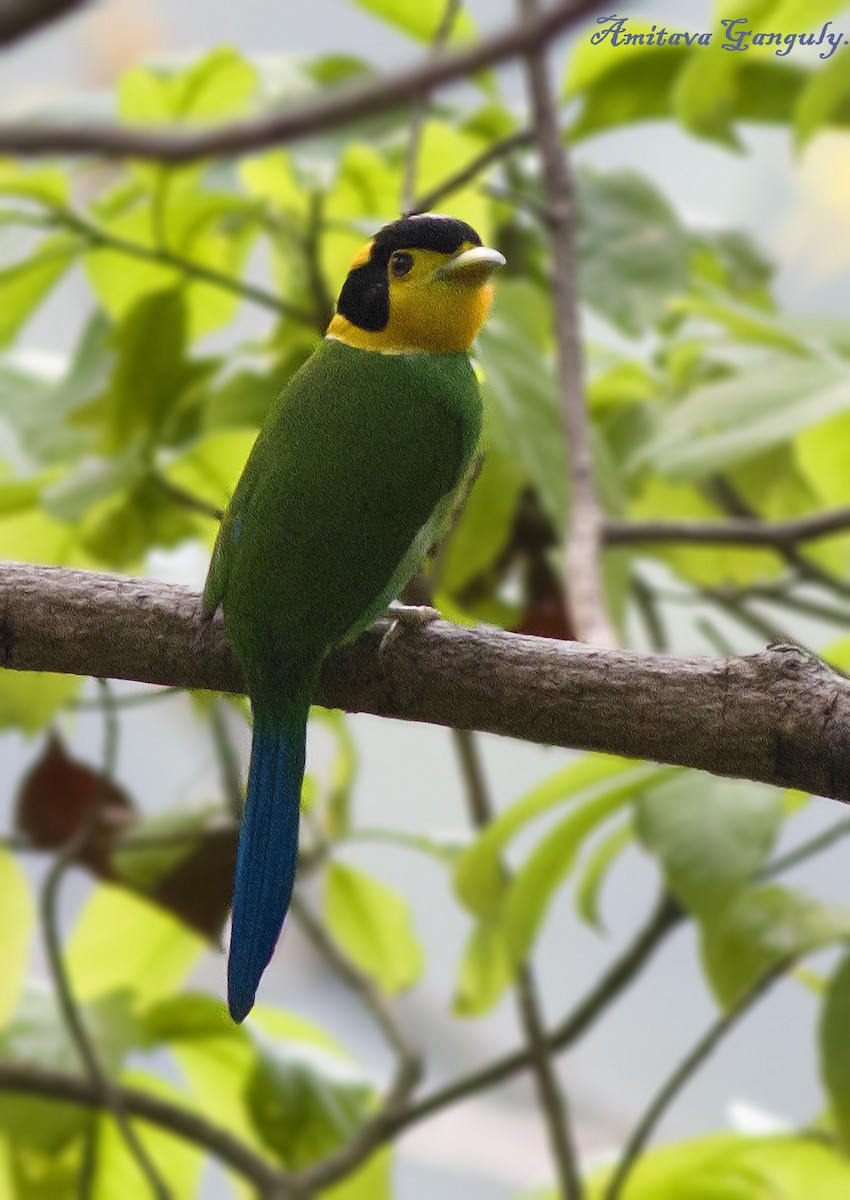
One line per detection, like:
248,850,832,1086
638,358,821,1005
203,213,505,1022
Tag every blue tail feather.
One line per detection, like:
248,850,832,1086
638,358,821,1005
227,710,307,1022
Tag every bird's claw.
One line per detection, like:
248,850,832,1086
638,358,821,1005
379,604,441,658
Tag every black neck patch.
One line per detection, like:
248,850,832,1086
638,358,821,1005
335,215,483,332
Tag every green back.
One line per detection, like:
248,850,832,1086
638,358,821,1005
204,338,481,706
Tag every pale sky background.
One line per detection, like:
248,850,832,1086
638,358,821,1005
2,3,850,1198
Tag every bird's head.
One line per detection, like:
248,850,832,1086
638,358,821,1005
326,213,505,354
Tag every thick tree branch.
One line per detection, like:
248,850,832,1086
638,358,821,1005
3,561,850,803
0,0,90,47
0,0,602,161
519,0,613,647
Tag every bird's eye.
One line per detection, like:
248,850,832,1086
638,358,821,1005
390,251,414,277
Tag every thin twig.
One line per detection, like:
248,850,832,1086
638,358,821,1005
288,895,422,1193
0,1063,288,1192
402,0,464,212
65,685,183,711
519,0,613,647
604,966,788,1200
630,577,668,653
760,818,850,880
452,728,584,1200
40,680,171,1200
148,474,224,522
407,128,534,215
0,0,90,46
394,893,680,1132
605,507,850,547
57,210,313,325
0,1,604,161
210,699,246,820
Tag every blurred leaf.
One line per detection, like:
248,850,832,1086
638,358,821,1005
700,883,850,1008
454,755,643,920
795,408,850,507
794,47,850,146
350,0,476,43
414,120,491,237
452,921,513,1017
325,1149,392,1200
246,1020,372,1169
0,671,81,736
0,989,141,1153
323,862,423,994
637,358,850,480
92,1070,204,1200
439,450,524,594
0,851,33,1027
112,809,237,941
15,732,134,872
575,818,634,931
477,280,566,529
577,169,690,336
240,150,309,222
309,708,357,838
0,238,77,349
671,292,808,355
636,775,782,916
118,48,257,124
0,160,68,206
66,884,205,1008
503,766,670,964
820,951,850,1153
586,1132,850,1199
91,289,191,453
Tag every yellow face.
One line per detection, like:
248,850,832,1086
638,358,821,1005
327,233,505,355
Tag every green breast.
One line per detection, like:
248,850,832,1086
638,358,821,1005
212,339,482,699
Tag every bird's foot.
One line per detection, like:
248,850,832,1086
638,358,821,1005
379,604,441,659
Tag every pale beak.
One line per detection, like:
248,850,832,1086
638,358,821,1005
433,246,506,285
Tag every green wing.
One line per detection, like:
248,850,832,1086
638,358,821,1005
205,340,481,696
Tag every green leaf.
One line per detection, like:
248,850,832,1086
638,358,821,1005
309,708,357,838
0,989,142,1153
92,1070,204,1200
0,237,76,348
350,0,476,44
0,670,81,736
0,160,68,206
700,883,850,1008
118,48,257,124
452,921,513,1017
820,951,850,1153
476,280,566,529
94,290,192,452
795,408,850,507
323,862,424,994
246,1026,372,1168
576,169,690,336
66,884,205,1008
586,1132,850,1199
794,47,850,146
454,755,643,920
637,357,850,480
0,851,33,1027
439,449,524,594
636,775,782,917
503,767,670,964
575,818,634,931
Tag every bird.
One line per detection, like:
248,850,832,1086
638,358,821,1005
203,213,505,1022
